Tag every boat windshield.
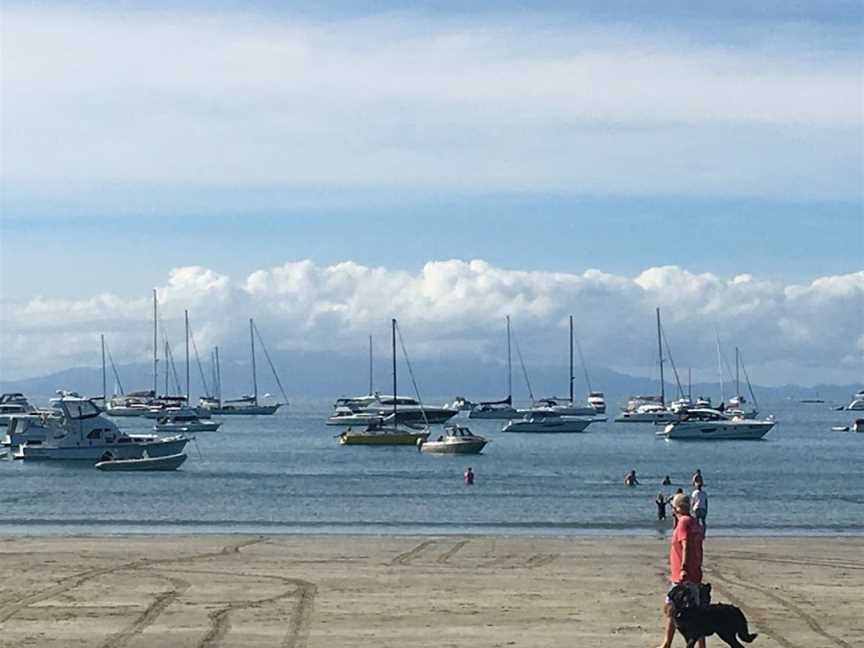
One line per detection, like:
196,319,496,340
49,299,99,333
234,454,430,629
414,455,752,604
62,399,102,420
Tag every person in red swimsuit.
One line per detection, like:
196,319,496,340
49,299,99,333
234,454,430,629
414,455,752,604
656,493,705,648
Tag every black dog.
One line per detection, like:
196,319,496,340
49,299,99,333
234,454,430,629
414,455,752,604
668,583,758,648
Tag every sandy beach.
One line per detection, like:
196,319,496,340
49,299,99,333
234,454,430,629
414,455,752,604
0,535,860,647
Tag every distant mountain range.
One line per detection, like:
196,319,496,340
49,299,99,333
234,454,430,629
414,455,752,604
0,349,858,406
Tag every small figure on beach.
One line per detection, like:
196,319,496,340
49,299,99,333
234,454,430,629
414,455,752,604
691,483,708,531
692,469,704,489
624,469,639,487
662,475,672,486
464,466,475,485
655,492,668,520
656,493,706,648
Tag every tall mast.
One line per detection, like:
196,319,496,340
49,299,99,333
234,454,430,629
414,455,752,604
152,289,158,395
368,335,373,396
391,318,398,421
250,319,258,405
716,333,725,403
506,315,512,401
569,315,575,404
215,346,222,405
656,307,665,406
101,334,106,402
185,310,190,403
688,368,692,401
735,347,740,398
164,341,169,396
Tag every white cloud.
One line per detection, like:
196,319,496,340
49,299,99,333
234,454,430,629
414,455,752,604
1,260,861,385
1,7,861,204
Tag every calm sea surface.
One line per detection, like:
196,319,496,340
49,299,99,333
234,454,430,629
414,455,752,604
2,400,862,536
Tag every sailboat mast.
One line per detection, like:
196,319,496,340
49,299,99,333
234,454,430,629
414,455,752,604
101,334,106,403
569,315,575,404
185,310,190,404
215,346,222,405
657,307,665,405
688,368,692,401
368,335,373,396
250,319,258,405
164,341,169,396
735,347,740,398
716,334,725,403
391,318,397,420
152,289,158,395
506,315,512,401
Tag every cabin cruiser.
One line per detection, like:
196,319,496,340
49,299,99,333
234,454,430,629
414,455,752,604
518,397,598,418
0,393,36,428
153,413,221,433
105,390,157,417
326,406,383,427
657,408,775,440
502,413,593,433
338,420,430,446
198,394,281,415
587,391,606,413
8,394,189,460
846,390,864,411
443,396,477,411
468,397,519,420
615,402,677,423
417,425,488,454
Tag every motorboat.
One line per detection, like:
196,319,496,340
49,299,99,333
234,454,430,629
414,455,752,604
502,413,593,433
657,408,775,440
96,452,187,471
0,393,35,428
468,400,520,420
153,413,221,433
518,397,598,417
143,401,213,419
846,390,864,411
587,391,606,414
8,394,189,461
417,425,488,454
443,396,476,411
326,405,383,426
105,390,157,417
338,421,430,446
615,403,677,423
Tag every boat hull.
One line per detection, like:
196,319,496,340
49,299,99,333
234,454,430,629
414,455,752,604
502,418,592,433
658,422,775,440
154,422,221,433
468,407,519,420
205,404,281,416
96,453,188,471
339,431,430,446
419,440,487,454
14,436,189,461
614,411,677,423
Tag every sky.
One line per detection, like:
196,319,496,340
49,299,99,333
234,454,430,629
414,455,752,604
0,1,862,385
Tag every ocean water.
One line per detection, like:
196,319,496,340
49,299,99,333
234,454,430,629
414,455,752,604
1,400,862,536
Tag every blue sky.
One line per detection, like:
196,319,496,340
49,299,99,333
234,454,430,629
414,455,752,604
0,1,862,382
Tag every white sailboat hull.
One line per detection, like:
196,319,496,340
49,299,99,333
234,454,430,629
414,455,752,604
468,406,519,420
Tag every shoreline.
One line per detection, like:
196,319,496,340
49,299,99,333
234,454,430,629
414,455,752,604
4,534,862,646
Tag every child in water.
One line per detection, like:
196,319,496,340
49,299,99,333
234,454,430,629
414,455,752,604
464,467,475,485
655,492,668,520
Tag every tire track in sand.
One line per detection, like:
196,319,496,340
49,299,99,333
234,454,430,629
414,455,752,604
436,540,470,564
100,576,191,648
710,566,852,648
390,540,437,565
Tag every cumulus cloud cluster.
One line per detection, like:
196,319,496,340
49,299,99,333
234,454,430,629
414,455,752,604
1,260,861,385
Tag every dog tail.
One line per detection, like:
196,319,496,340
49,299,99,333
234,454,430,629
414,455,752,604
737,609,758,642
739,632,758,643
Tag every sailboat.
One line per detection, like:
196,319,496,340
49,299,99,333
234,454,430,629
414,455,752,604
338,319,431,446
724,346,759,418
518,316,603,418
469,316,519,419
198,319,288,415
615,308,677,423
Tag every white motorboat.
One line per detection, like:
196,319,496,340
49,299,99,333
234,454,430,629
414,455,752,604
154,414,221,433
443,396,476,411
502,413,593,433
657,408,775,440
326,405,384,426
106,390,157,417
8,394,189,461
0,393,35,428
587,391,606,414
846,390,864,411
418,425,488,454
615,403,677,423
468,400,520,420
96,452,187,471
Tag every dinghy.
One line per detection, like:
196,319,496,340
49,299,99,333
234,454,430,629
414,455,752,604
95,452,187,471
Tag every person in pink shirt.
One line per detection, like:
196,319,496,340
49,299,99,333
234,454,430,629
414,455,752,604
656,493,705,648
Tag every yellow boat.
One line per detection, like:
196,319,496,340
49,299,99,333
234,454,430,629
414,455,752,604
338,424,430,446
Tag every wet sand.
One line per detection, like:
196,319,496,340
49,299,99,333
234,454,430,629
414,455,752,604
0,535,861,647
